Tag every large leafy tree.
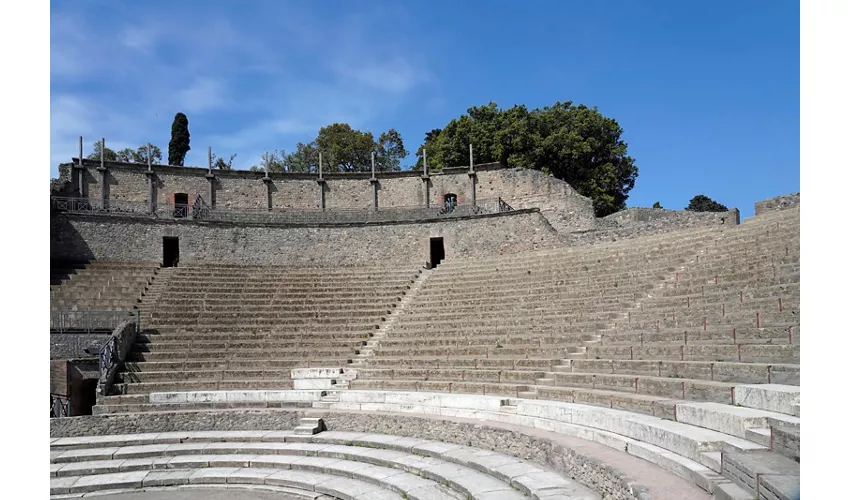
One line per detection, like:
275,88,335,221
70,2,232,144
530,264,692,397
168,112,191,166
685,195,728,212
416,101,638,216
87,141,117,162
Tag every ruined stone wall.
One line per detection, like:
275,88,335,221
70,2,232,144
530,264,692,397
51,210,560,267
754,193,800,216
560,207,740,247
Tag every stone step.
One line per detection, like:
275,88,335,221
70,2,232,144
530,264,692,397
49,431,598,499
770,425,800,462
293,417,325,436
732,384,800,415
672,401,800,440
50,468,414,499
720,450,799,499
712,480,754,500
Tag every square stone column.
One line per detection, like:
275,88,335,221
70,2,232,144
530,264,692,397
145,170,156,214
263,176,273,211
317,178,326,211
206,173,216,208
370,177,379,211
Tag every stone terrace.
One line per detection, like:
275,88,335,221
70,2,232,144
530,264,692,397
353,206,800,415
99,264,423,411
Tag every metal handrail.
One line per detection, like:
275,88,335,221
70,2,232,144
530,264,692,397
50,393,70,418
99,336,118,380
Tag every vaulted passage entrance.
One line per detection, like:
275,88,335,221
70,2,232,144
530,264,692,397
163,237,179,268
429,237,445,269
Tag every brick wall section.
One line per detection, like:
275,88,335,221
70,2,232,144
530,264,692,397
754,193,800,216
50,360,68,395
63,160,597,232
51,210,560,266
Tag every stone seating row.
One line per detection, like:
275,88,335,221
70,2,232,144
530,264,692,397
421,263,798,294
50,261,161,313
99,387,798,497
50,430,599,500
115,265,417,400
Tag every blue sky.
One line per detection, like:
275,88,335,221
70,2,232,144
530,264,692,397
50,0,799,217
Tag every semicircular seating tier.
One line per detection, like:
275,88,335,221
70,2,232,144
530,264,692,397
65,205,799,500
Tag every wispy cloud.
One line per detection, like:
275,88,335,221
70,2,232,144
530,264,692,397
49,2,437,177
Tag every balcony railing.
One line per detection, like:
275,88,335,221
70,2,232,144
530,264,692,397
52,196,517,224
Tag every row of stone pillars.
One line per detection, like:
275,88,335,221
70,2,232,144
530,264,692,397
72,137,479,214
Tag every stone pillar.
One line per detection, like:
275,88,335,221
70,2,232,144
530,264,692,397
206,146,216,208
468,144,477,207
262,152,272,211
370,151,378,211
98,137,108,207
74,136,85,197
317,152,326,211
145,144,155,214
421,149,430,208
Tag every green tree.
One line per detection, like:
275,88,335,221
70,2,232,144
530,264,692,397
376,129,408,172
652,201,663,209
685,195,728,212
115,145,162,164
211,152,237,170
87,141,117,162
168,112,191,166
286,123,407,173
414,129,442,170
284,142,319,173
417,101,638,216
315,123,375,172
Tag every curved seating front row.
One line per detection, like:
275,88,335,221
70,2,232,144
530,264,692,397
51,430,599,500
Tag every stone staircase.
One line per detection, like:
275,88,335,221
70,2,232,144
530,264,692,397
351,267,432,366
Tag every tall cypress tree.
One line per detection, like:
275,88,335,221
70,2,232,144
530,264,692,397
168,112,191,166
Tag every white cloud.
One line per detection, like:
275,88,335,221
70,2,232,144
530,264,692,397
332,57,422,94
49,2,436,177
174,78,229,114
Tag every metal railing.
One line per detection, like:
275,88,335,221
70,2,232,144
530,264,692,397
51,393,70,418
99,336,118,380
498,198,515,213
52,195,518,224
50,310,140,334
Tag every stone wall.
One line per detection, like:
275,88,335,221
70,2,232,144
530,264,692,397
60,160,597,232
50,209,560,266
50,333,109,359
560,207,740,247
754,193,800,216
49,409,648,500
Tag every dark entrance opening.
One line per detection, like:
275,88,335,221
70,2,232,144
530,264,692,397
70,379,98,416
173,193,189,218
163,237,179,267
429,237,445,269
